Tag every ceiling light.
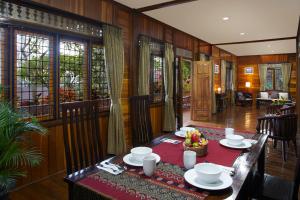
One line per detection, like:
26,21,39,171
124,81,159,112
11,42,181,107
267,45,271,48
240,32,246,36
271,50,275,53
222,17,229,21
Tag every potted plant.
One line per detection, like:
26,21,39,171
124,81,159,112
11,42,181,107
0,88,47,199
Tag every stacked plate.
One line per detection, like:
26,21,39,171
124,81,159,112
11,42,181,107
219,134,252,149
184,163,233,190
174,127,196,138
123,147,160,167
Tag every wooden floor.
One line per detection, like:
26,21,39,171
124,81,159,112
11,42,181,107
11,105,298,199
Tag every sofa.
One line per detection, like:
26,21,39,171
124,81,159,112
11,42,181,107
256,91,291,108
235,91,253,106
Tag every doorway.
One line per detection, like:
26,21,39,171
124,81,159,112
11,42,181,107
175,57,193,129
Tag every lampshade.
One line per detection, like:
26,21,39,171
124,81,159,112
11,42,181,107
245,82,251,88
217,87,221,93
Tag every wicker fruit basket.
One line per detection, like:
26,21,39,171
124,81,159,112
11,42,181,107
183,142,208,157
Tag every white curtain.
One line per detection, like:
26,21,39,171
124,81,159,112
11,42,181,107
280,63,292,92
221,60,227,92
231,63,237,105
258,64,268,91
163,43,176,131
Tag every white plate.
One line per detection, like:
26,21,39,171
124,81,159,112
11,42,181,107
219,139,252,149
123,153,161,167
175,130,186,138
184,169,233,190
180,127,196,132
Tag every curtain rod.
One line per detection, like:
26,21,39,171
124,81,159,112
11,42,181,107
139,34,166,45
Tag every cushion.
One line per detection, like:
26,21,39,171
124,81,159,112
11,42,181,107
260,92,269,99
270,91,279,99
279,92,288,100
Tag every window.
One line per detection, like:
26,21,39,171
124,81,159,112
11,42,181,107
150,55,164,103
15,31,53,120
91,45,110,110
59,40,87,103
266,68,283,90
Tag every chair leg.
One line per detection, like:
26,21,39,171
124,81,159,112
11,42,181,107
273,139,277,149
68,183,74,200
282,141,287,162
292,139,298,157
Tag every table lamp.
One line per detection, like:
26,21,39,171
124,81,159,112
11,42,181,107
217,87,221,94
245,82,251,88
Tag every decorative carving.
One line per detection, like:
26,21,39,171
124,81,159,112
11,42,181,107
0,1,102,38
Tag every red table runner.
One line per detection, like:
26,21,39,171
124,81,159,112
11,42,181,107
75,127,254,200
152,139,242,167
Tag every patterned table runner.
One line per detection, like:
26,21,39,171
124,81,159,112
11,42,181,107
74,126,255,200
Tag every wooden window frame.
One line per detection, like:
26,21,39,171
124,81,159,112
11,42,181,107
0,24,109,122
266,68,282,91
150,53,164,105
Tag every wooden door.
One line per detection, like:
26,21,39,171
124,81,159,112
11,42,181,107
191,61,212,121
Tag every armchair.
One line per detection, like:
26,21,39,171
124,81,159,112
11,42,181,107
235,91,253,106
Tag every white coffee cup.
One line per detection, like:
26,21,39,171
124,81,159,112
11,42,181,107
143,156,156,177
225,128,234,137
183,150,196,169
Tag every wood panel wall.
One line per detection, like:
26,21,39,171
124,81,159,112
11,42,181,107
237,54,297,98
14,0,236,188
211,46,237,91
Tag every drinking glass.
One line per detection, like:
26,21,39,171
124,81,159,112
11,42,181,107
143,156,156,177
183,150,196,169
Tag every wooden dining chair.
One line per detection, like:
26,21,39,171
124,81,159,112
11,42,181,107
280,105,296,115
266,104,282,115
62,100,104,200
262,156,300,200
130,95,153,147
256,114,298,161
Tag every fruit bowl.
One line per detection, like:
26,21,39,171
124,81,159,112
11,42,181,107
183,130,208,157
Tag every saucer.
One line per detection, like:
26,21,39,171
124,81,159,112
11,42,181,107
219,139,252,149
123,153,160,167
175,130,186,138
184,169,233,190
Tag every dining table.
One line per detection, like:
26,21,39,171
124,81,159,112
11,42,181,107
65,126,268,200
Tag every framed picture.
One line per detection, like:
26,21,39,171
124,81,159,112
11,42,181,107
244,67,253,74
214,64,219,74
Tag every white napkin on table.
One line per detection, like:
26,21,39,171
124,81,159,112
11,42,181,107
96,159,123,175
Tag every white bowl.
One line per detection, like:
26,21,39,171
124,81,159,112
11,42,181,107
194,163,222,183
131,147,152,162
226,134,244,146
180,127,196,132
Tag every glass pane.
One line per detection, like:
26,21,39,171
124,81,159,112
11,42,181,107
59,40,86,103
265,69,273,90
151,55,163,102
15,31,53,120
275,69,283,90
182,60,192,96
91,45,110,110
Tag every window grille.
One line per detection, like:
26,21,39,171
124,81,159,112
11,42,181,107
59,40,87,103
150,55,164,103
15,30,54,120
91,45,110,110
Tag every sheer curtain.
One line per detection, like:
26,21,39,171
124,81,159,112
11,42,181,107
163,43,176,131
221,60,227,92
280,63,292,92
138,36,151,95
103,25,126,155
258,64,268,91
231,63,237,105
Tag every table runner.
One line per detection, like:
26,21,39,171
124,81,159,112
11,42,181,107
74,127,255,200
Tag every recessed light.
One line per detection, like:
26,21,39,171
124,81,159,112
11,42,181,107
271,50,275,53
222,17,229,21
267,45,271,48
240,32,246,36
